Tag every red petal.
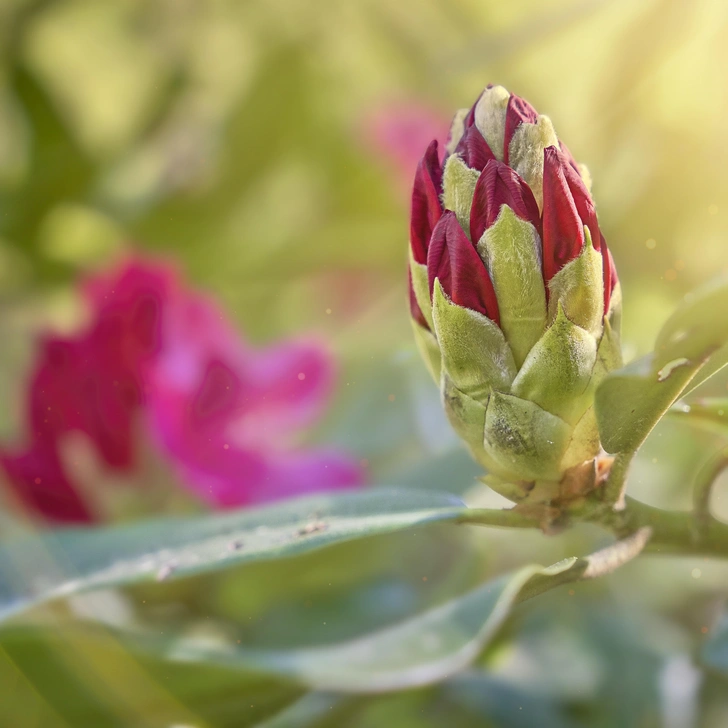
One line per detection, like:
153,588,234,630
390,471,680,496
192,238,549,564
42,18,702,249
542,146,585,282
408,267,429,330
0,446,94,524
558,141,582,175
462,90,482,131
470,160,540,244
410,140,443,264
601,240,618,314
503,94,538,164
453,127,496,172
427,211,500,325
561,158,601,252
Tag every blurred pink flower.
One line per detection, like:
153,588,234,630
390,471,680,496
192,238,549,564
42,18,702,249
1,258,363,523
364,101,449,193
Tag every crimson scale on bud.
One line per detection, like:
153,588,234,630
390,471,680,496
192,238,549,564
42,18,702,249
408,84,622,512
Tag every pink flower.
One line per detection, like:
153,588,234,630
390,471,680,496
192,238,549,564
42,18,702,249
1,257,363,523
363,101,450,195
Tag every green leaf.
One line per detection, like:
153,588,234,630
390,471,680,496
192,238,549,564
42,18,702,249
158,559,583,693
654,275,728,370
0,489,468,621
0,622,303,728
0,558,585,700
596,276,728,455
595,354,699,454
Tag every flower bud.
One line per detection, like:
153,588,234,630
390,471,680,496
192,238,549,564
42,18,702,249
408,84,622,510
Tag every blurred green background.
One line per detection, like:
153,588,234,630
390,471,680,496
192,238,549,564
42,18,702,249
3,0,728,726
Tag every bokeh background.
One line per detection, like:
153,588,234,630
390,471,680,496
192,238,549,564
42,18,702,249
3,0,728,726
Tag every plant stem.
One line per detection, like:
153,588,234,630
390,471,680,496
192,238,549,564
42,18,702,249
459,497,728,558
600,451,633,510
593,496,728,558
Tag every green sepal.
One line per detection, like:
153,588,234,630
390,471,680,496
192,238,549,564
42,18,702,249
560,406,601,471
432,280,517,402
441,374,502,475
411,319,441,384
409,252,433,330
593,314,623,380
511,304,598,424
507,115,558,210
477,206,546,367
547,229,604,338
445,108,469,155
483,392,571,482
606,280,623,341
442,154,481,235
473,85,510,162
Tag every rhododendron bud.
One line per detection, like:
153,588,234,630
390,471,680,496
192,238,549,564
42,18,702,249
408,84,622,511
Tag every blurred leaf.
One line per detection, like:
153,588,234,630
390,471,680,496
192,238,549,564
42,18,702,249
0,65,95,275
653,276,728,374
503,600,668,728
0,622,303,728
701,614,728,677
596,277,728,454
0,489,468,621
257,672,581,728
668,397,728,436
134,559,582,693
255,693,350,728
441,671,581,728
208,523,481,647
0,558,583,706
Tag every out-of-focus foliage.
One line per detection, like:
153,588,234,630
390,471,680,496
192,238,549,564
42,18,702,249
3,0,728,726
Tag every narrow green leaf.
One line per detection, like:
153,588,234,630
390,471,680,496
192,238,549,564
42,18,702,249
0,489,467,621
